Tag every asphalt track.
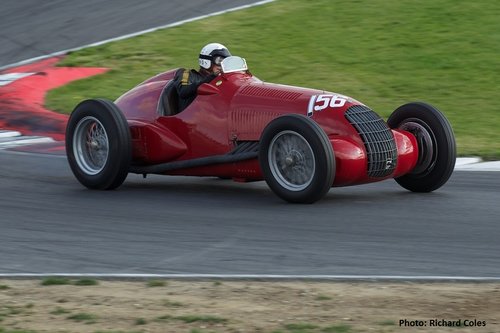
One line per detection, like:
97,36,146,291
0,0,267,67
1,0,499,279
1,150,499,277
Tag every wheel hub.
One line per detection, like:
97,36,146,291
285,156,294,166
285,150,303,167
400,120,436,175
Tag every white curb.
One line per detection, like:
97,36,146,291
0,273,499,282
455,157,500,171
0,130,22,138
0,130,55,149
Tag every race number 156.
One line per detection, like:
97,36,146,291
307,94,347,117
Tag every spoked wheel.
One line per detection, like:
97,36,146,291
73,116,109,175
66,99,131,190
259,114,335,203
387,102,456,192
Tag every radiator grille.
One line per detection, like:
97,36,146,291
345,105,397,178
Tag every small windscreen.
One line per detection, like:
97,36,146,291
221,56,248,74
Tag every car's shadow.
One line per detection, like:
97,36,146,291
106,173,453,208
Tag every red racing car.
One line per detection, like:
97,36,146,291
66,56,456,203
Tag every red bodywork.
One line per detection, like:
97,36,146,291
115,69,418,187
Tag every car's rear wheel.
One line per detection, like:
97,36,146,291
259,114,335,203
66,98,131,190
387,102,456,192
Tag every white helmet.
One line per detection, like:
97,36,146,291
199,43,231,69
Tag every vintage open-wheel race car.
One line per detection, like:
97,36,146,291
66,56,456,203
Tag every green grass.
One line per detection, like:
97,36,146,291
155,314,227,324
40,277,71,286
40,277,99,286
377,319,396,326
315,295,332,301
67,312,98,323
284,323,319,332
321,324,352,333
1,306,26,316
134,318,147,325
175,315,228,324
45,0,500,158
73,278,99,286
0,285,10,290
146,280,166,287
281,323,353,333
93,331,143,333
50,307,71,315
0,328,39,333
94,331,144,333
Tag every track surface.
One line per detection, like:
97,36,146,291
0,0,264,67
1,151,499,277
1,1,499,278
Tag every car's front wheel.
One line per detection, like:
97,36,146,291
259,114,335,203
66,98,131,190
387,102,456,192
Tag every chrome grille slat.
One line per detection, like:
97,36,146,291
345,105,398,178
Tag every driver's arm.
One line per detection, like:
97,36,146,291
175,70,216,99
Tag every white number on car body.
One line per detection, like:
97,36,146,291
307,94,348,117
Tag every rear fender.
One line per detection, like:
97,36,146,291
128,120,187,164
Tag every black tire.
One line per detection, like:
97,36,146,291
387,102,456,192
65,98,131,190
259,114,335,203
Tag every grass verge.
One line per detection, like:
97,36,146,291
45,0,500,158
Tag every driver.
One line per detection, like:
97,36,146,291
174,43,231,112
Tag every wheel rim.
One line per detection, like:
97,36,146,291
268,130,315,191
399,118,437,175
73,116,109,175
